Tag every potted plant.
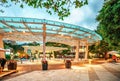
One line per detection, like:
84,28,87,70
41,60,48,70
65,59,71,69
7,60,17,70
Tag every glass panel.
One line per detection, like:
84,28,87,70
0,17,102,43
0,23,7,28
17,29,29,32
7,22,25,28
31,30,43,32
75,31,84,34
84,34,91,36
59,32,69,35
27,24,42,28
46,25,60,31
46,30,57,34
3,29,12,32
61,28,73,33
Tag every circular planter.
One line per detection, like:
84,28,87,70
65,60,71,69
7,60,17,70
41,60,48,70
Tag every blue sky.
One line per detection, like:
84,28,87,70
0,0,104,30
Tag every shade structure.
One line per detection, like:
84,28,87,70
23,46,68,53
0,17,102,46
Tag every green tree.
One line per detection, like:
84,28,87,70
0,0,88,20
46,42,71,55
46,42,70,48
4,42,24,54
96,0,120,50
89,40,111,58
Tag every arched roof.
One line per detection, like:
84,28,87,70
23,46,68,53
0,17,102,46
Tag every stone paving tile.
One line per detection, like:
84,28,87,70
2,69,81,81
88,67,100,81
2,68,90,81
1,63,120,81
102,63,120,79
93,65,120,81
103,63,120,71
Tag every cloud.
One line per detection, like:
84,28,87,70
63,0,104,30
0,0,104,30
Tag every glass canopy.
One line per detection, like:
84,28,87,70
0,17,102,46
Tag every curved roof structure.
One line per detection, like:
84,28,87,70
0,17,102,46
23,46,68,53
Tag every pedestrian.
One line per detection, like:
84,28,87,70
112,55,117,63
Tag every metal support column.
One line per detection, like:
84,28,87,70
74,40,80,62
42,24,46,60
85,41,89,60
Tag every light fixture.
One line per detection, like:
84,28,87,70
23,31,26,33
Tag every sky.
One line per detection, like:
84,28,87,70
0,0,104,30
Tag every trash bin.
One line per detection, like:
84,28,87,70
65,60,71,69
41,60,48,70
7,60,17,70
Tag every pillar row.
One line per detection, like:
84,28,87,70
85,41,89,60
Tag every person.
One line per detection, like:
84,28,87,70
112,55,117,62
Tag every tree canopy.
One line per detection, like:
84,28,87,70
0,0,88,20
96,0,120,50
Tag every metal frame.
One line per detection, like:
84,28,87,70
0,17,102,46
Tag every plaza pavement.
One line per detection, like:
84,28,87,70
1,62,120,81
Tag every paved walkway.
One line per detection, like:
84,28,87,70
1,63,120,81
